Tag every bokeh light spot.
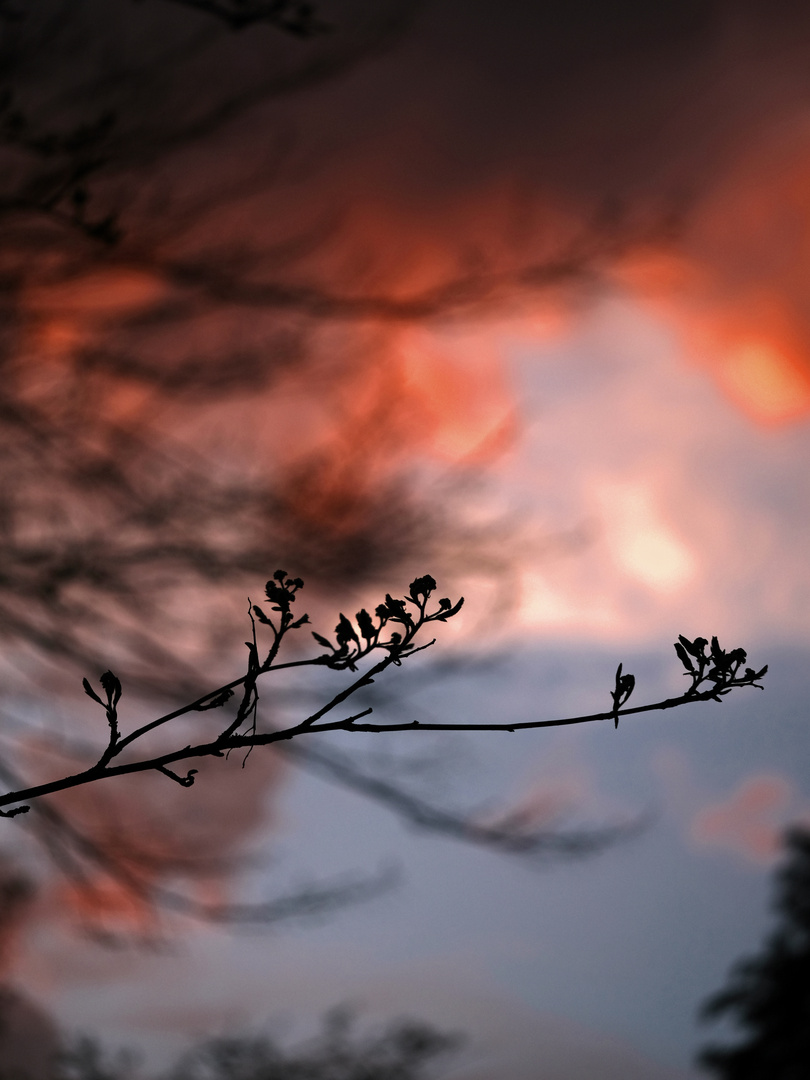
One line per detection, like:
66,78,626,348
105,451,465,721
719,339,810,425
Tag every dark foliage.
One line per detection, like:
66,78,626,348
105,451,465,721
698,827,810,1078
56,1010,461,1080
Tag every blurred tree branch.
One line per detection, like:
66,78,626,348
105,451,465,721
58,1007,461,1080
0,0,665,692
0,0,702,939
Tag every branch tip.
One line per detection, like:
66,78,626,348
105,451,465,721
157,765,198,787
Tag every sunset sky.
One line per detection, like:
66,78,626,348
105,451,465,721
3,2,810,1077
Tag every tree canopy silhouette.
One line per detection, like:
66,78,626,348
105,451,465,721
56,1008,460,1080
698,827,810,1078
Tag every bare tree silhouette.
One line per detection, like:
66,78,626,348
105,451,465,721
0,6,778,1076
0,0,763,953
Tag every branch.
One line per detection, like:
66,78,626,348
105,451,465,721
0,577,766,817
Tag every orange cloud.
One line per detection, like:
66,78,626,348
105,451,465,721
618,124,810,427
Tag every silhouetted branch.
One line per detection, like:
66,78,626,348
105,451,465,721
0,574,766,818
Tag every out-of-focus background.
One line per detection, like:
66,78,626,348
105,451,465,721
1,2,810,1076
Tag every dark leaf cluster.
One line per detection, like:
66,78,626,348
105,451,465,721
253,570,310,636
311,575,463,672
674,636,768,700
81,670,123,765
57,1009,460,1080
610,662,636,729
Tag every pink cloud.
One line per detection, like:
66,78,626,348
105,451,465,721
690,774,807,863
